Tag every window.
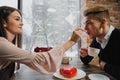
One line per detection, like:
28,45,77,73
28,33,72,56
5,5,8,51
21,0,86,57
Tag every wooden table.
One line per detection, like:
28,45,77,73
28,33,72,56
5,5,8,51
15,57,116,80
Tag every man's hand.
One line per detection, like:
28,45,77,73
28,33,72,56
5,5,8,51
99,61,106,69
80,48,88,57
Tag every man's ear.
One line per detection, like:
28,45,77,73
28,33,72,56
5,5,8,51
102,18,107,24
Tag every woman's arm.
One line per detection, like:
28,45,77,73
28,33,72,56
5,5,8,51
0,28,82,74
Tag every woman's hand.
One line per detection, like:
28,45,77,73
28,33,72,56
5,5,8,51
70,27,83,43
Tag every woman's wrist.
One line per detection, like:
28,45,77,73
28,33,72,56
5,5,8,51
61,40,76,52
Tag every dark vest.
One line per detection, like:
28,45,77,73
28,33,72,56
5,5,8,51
0,62,15,80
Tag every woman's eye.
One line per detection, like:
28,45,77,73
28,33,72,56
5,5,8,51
16,18,22,21
16,18,19,20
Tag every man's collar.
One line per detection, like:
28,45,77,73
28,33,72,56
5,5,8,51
96,25,115,43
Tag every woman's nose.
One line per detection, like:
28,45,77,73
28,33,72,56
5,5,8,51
20,21,23,26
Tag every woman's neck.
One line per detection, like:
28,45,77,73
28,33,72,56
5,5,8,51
6,31,16,42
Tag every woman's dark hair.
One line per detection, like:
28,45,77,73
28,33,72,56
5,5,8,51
0,6,21,80
0,6,21,41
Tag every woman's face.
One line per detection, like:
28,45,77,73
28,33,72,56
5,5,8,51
4,11,23,35
84,15,103,39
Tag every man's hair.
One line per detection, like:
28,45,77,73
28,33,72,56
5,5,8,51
84,6,110,23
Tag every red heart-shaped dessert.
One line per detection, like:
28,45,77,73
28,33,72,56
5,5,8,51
60,66,77,78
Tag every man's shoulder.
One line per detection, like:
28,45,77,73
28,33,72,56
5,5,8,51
112,28,120,35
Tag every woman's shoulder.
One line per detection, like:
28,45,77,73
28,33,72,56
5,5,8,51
0,37,8,41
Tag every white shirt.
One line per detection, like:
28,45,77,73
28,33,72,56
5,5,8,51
96,25,115,49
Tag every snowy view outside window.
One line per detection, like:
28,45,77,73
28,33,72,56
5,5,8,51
21,0,86,57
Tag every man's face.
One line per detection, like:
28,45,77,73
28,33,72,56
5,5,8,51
84,15,102,39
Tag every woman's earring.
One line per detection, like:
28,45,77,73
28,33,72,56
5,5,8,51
3,24,7,27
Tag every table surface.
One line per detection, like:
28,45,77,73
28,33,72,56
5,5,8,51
15,57,116,80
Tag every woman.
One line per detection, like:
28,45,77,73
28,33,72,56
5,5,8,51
0,6,81,80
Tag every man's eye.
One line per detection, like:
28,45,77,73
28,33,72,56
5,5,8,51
87,22,92,25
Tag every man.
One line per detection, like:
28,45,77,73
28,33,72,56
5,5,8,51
80,6,120,80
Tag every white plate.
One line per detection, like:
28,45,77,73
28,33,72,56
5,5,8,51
53,69,86,80
88,73,110,80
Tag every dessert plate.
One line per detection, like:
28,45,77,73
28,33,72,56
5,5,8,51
88,73,110,80
53,69,86,80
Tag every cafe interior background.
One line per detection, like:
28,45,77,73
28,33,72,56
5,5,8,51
0,0,120,57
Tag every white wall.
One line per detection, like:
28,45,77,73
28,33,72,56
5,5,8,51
0,0,18,8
